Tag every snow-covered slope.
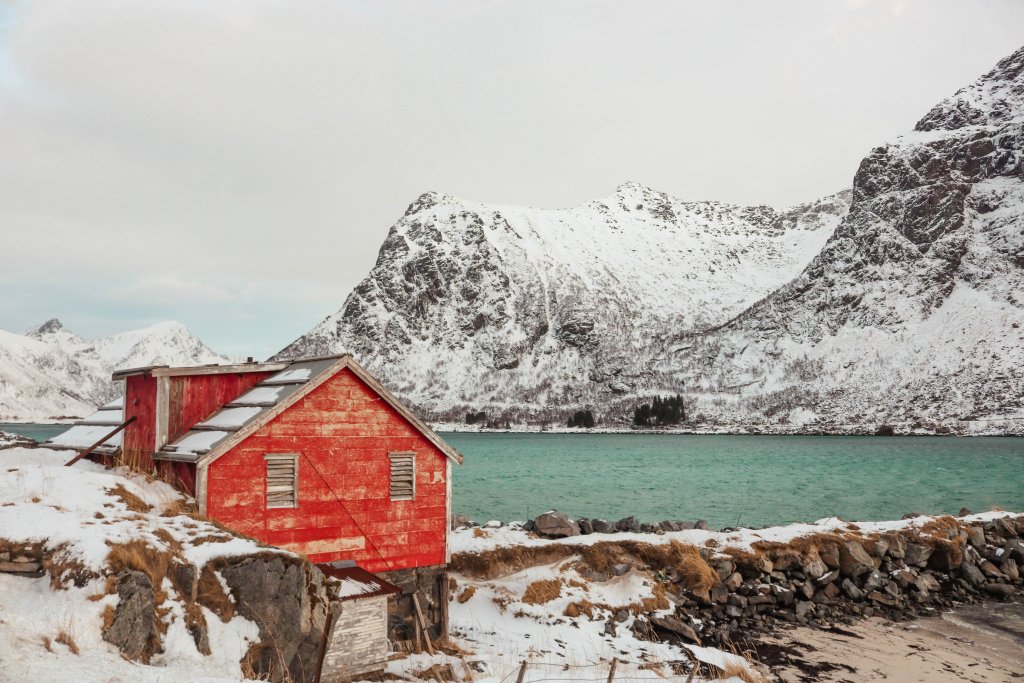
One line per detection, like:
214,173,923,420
669,45,1024,432
278,185,849,419
0,320,228,420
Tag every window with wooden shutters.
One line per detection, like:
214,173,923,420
265,454,298,508
389,452,415,501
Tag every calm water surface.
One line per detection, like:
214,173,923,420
442,432,1024,528
6,424,1022,529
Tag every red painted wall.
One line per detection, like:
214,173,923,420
205,367,449,571
168,372,273,442
122,375,158,471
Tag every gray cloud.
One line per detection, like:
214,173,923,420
2,0,1023,356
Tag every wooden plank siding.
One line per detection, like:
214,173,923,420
204,367,449,570
168,372,273,443
122,374,158,471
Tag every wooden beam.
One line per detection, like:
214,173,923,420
412,594,435,655
64,416,137,467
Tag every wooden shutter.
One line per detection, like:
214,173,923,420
389,452,415,501
265,454,298,508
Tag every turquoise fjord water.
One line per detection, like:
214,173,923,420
7,424,1022,530
442,432,1024,529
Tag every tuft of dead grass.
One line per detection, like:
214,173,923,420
87,575,118,602
161,498,199,518
41,635,53,652
457,586,477,604
106,484,151,513
713,662,764,682
106,539,172,591
581,541,719,592
522,579,561,605
55,629,79,655
451,544,575,580
472,528,488,538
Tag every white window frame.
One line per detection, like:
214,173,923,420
389,451,416,502
265,453,299,509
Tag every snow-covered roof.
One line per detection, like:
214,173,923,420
154,354,465,466
44,403,126,455
155,357,341,462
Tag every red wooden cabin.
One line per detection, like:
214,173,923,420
107,354,463,637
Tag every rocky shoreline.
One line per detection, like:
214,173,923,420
454,510,1024,651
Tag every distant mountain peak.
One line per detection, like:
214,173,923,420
25,318,68,338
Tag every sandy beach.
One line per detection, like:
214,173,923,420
756,603,1024,682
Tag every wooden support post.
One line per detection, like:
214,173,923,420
413,616,422,653
607,658,618,683
515,660,528,683
412,594,435,655
64,416,136,467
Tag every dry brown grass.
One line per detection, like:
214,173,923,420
41,635,53,652
457,586,477,604
106,539,171,591
101,605,116,633
55,629,79,655
105,484,151,513
563,581,669,619
43,547,99,589
472,528,488,538
451,544,575,579
161,498,199,518
564,599,595,618
579,541,719,592
522,579,562,605
190,534,233,545
196,565,235,622
712,663,762,682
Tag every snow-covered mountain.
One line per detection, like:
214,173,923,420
0,320,228,420
281,45,1024,434
669,45,1024,433
278,184,850,419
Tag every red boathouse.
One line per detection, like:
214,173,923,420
104,354,463,637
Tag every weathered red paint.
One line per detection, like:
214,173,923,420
122,374,158,471
204,367,449,570
168,372,273,442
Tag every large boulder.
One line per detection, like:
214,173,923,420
103,570,158,662
615,516,641,533
219,555,330,683
839,540,874,577
533,511,580,538
904,543,933,567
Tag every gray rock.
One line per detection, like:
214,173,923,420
841,578,864,600
591,519,614,534
1001,558,1020,581
578,519,594,535
658,520,694,532
103,570,157,662
219,556,329,683
694,520,709,530
914,573,940,593
966,525,986,548
839,541,874,577
795,600,813,618
863,569,885,592
533,511,580,538
648,615,701,644
815,569,840,586
959,562,986,586
803,556,828,580
983,583,1016,600
904,543,933,567
615,516,641,533
452,513,471,529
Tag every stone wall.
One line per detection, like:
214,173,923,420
380,563,448,640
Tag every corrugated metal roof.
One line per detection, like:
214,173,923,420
155,357,342,462
318,564,402,602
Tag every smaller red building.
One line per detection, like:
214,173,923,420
108,354,463,637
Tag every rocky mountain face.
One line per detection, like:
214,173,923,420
670,45,1024,433
278,185,850,419
282,45,1023,433
0,319,227,420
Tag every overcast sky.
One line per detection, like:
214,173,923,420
1,0,1022,358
